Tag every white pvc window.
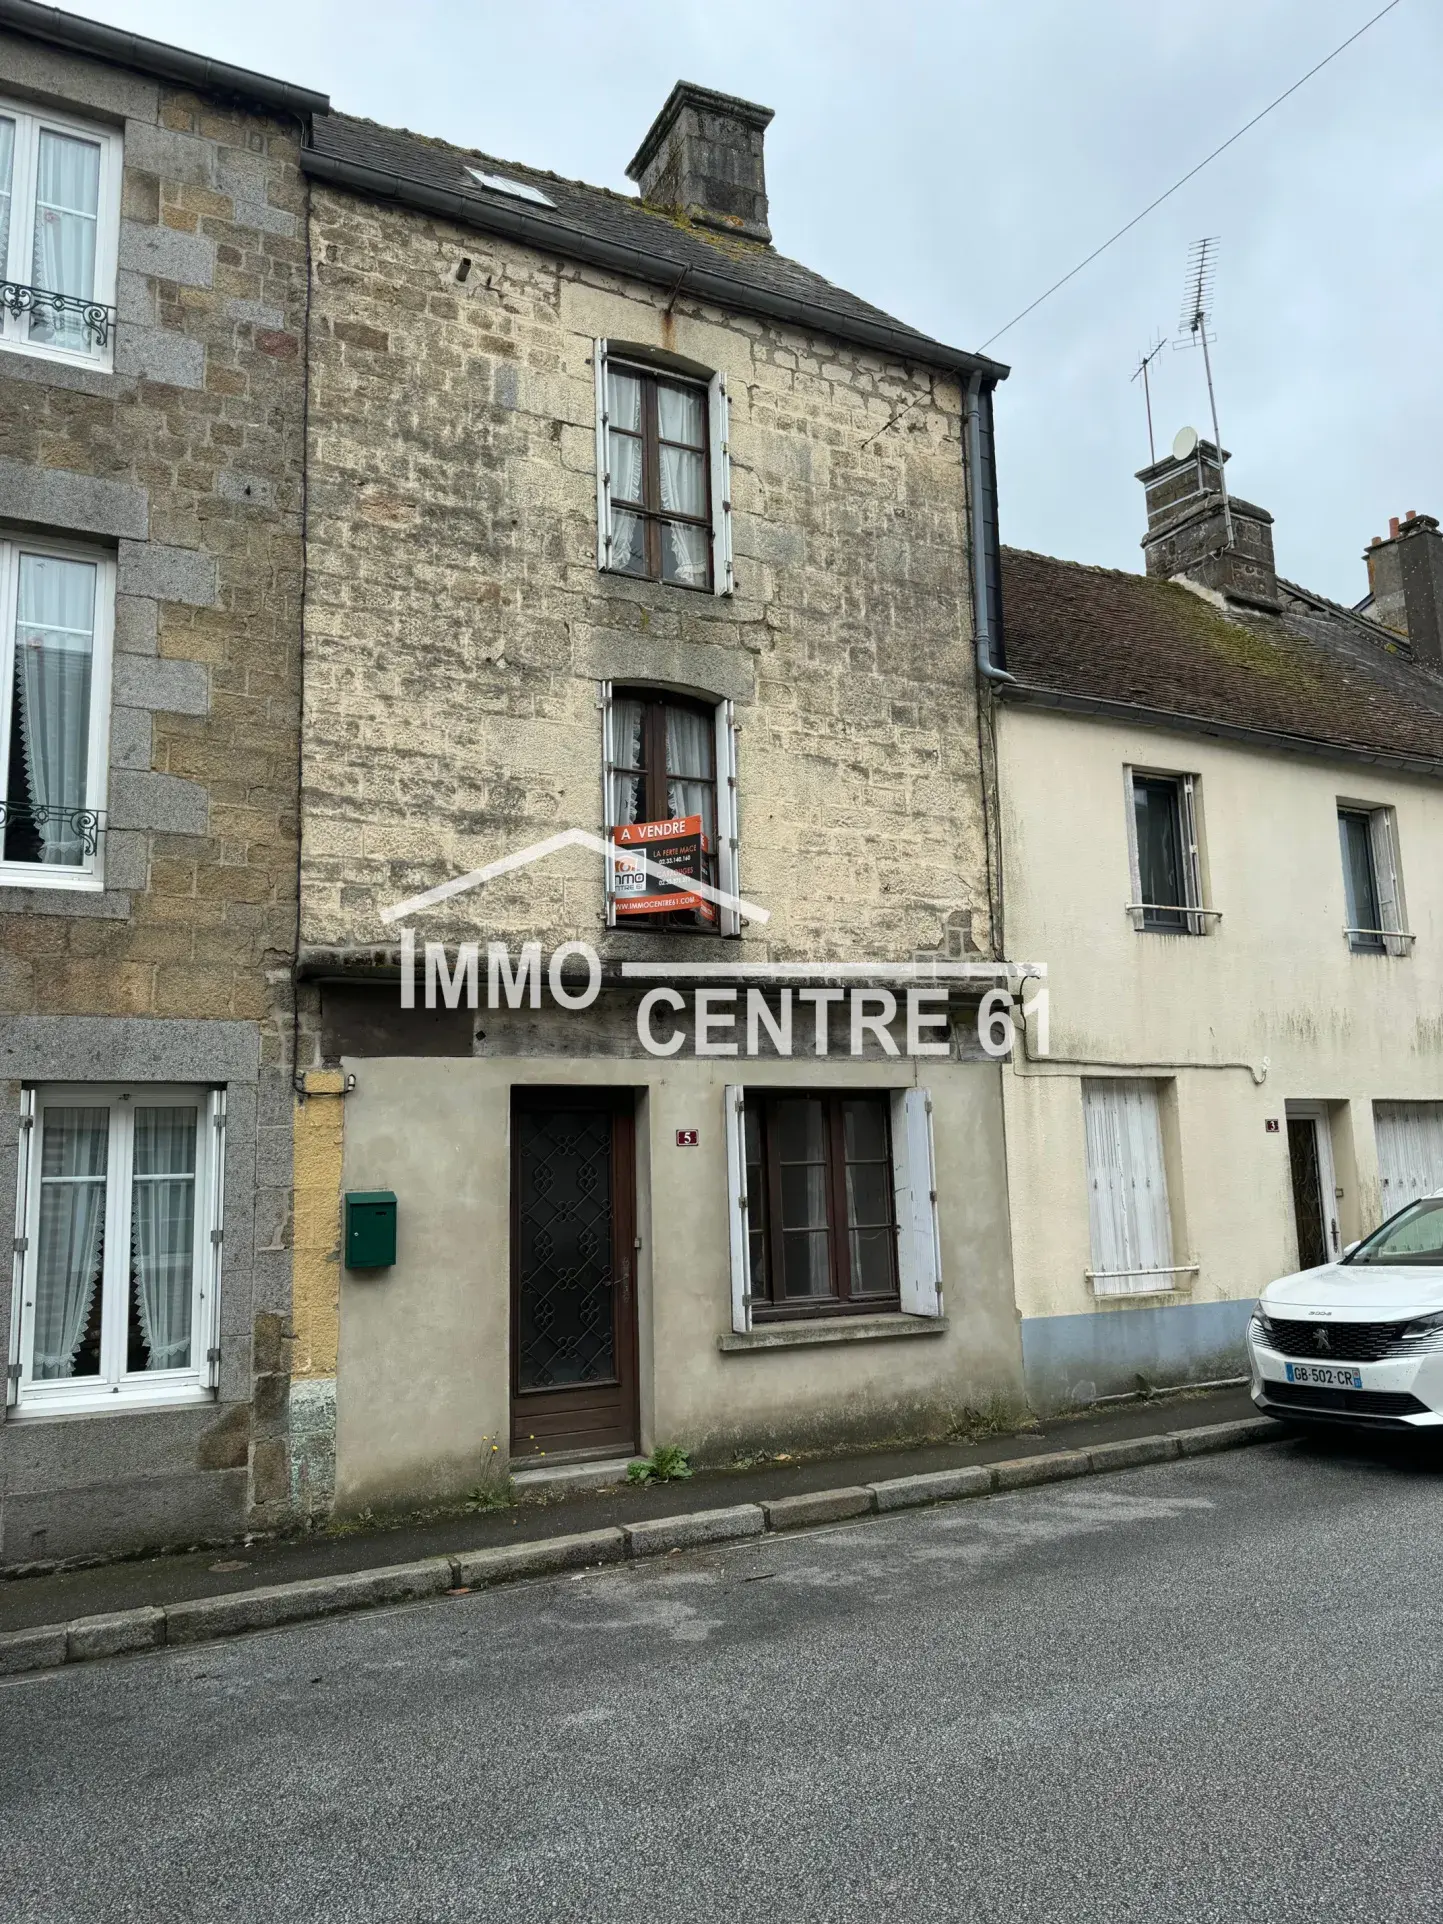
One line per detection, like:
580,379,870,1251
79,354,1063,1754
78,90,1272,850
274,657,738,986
8,1086,225,1415
1082,1078,1181,1296
1124,766,1209,935
0,535,114,890
1339,804,1411,956
594,340,733,596
0,94,121,368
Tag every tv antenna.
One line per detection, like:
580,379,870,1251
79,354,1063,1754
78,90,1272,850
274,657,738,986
1175,237,1233,547
1130,333,1167,465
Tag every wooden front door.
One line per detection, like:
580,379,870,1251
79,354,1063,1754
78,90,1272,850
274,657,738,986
510,1091,637,1459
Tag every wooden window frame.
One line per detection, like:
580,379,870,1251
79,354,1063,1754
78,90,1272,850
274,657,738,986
603,362,713,591
608,684,719,932
746,1091,901,1322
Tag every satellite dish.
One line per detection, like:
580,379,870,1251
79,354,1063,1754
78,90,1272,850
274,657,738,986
1172,425,1199,461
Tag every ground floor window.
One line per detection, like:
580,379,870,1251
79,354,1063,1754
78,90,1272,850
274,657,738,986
725,1087,943,1330
8,1084,223,1413
1082,1077,1178,1295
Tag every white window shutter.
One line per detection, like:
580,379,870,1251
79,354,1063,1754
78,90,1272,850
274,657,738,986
891,1089,942,1318
1370,808,1404,955
1083,1079,1172,1294
708,370,733,597
724,1085,752,1332
205,1088,227,1390
1180,775,1205,935
7,1088,35,1408
594,339,611,573
714,698,740,937
598,679,618,928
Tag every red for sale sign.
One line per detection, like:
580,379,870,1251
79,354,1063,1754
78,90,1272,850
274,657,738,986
611,815,717,920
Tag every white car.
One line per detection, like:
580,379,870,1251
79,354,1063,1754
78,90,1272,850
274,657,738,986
1249,1191,1443,1429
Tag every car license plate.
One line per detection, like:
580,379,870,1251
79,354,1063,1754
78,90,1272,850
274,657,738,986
1285,1362,1363,1390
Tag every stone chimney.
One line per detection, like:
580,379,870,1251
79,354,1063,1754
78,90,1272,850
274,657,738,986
1137,439,1280,611
627,82,775,244
1363,512,1443,667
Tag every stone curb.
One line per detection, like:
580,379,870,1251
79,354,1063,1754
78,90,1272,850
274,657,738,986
0,1416,1279,1677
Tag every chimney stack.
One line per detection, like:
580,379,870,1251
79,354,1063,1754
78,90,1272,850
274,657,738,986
1137,439,1280,610
627,82,775,244
1363,511,1443,667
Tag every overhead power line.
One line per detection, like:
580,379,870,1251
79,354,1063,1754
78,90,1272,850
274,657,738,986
979,0,1404,351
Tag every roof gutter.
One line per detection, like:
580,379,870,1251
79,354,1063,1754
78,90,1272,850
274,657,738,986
965,371,1013,684
301,145,1009,384
996,678,1443,782
0,0,330,117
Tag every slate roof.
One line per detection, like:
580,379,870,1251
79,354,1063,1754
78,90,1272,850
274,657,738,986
999,547,1443,770
305,112,1004,380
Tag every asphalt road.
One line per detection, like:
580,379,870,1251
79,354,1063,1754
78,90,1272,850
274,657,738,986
4,1430,1442,1923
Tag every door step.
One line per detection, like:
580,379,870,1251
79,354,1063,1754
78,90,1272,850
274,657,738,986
511,1456,636,1497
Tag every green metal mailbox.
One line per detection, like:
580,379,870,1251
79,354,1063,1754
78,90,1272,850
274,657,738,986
344,1190,397,1270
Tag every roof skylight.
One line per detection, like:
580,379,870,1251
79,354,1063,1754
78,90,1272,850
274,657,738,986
465,167,555,208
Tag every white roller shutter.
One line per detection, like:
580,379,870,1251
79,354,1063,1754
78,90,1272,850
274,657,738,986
890,1089,942,1318
1375,1102,1443,1213
1083,1079,1174,1295
724,1085,751,1333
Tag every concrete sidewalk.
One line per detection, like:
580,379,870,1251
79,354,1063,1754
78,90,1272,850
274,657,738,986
0,1383,1258,1637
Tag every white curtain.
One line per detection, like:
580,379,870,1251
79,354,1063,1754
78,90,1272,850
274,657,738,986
665,704,714,836
608,695,645,826
31,129,100,349
0,117,14,279
607,368,644,573
658,386,708,585
14,553,96,865
130,1106,197,1371
33,1107,108,1380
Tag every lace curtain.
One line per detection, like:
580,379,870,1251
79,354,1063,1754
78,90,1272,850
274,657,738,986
657,385,708,587
664,704,714,836
13,553,96,865
32,1107,108,1380
0,117,14,276
607,368,644,574
30,128,100,350
608,696,645,826
130,1106,197,1372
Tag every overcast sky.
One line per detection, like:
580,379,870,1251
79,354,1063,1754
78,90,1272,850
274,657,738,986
79,0,1438,603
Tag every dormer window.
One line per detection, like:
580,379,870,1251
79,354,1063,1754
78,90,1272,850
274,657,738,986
594,342,733,596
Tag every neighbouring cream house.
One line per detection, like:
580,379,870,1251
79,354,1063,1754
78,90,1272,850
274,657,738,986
994,444,1443,1412
289,84,1023,1511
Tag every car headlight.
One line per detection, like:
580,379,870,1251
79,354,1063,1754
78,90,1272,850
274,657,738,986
1398,1310,1443,1342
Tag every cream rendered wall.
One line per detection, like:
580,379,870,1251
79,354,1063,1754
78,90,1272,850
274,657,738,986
996,703,1443,1404
335,1052,1021,1511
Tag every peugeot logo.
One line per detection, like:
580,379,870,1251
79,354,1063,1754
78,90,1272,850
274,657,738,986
1314,1328,1332,1353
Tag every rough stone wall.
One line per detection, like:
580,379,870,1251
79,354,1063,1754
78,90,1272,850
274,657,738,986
301,186,986,966
0,34,305,1561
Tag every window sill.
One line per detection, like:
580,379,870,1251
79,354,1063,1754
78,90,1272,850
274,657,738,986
0,865,103,892
7,1383,215,1422
719,1312,948,1354
0,334,113,376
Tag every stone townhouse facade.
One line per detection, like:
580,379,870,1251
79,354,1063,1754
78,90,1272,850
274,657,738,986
993,445,1443,1412
0,6,323,1565
289,84,1021,1512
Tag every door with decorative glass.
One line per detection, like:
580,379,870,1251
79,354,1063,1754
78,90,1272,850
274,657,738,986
510,1091,637,1458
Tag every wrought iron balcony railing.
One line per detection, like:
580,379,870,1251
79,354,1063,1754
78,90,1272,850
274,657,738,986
0,280,115,349
0,801,105,857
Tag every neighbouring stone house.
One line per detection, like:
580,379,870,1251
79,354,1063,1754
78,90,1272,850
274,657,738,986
289,83,1021,1511
994,442,1443,1412
0,5,322,1564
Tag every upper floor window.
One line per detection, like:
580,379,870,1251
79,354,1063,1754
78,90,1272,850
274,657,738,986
7,1085,225,1417
602,683,740,933
0,95,122,367
594,342,733,596
1339,804,1410,956
1126,767,1212,935
0,535,113,889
